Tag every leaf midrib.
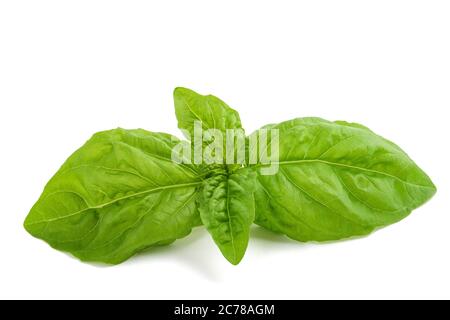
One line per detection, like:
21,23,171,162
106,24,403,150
75,190,199,252
26,181,202,226
182,95,211,130
225,177,237,263
254,159,435,189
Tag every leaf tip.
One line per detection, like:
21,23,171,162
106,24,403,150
221,247,247,266
23,212,40,237
227,256,243,266
173,86,196,98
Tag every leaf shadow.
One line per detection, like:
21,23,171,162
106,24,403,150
250,225,297,244
127,227,223,281
249,225,372,254
73,224,376,278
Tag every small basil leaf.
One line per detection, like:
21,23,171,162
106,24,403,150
251,117,436,241
198,168,256,265
173,87,242,137
24,129,202,264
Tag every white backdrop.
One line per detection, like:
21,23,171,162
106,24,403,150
1,1,449,299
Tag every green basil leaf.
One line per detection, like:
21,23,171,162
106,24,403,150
173,87,242,137
251,117,436,241
24,128,202,264
198,169,256,265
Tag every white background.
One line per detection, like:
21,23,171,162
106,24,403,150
1,1,449,300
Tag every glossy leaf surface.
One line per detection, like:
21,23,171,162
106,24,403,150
24,129,202,264
198,169,256,265
251,117,436,241
173,87,242,137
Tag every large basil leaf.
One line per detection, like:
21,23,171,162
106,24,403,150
198,169,256,265
173,87,242,137
24,129,202,264
251,117,436,241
